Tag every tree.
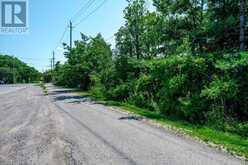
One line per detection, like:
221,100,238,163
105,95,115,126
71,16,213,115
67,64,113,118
115,26,133,58
143,12,161,58
54,33,112,90
240,0,246,50
123,0,147,59
0,55,41,83
50,1,248,139
153,0,248,53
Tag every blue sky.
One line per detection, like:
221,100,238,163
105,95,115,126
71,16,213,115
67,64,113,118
0,0,129,71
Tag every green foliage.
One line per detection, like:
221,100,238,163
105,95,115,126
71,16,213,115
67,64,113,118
108,82,133,101
39,82,48,95
149,56,209,121
89,74,104,99
112,102,248,159
43,70,52,83
0,67,13,83
99,53,247,131
128,74,157,110
201,78,238,101
53,0,248,139
0,55,41,83
236,123,248,137
53,33,112,90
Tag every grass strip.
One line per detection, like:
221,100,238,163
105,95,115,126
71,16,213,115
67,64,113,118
78,91,248,160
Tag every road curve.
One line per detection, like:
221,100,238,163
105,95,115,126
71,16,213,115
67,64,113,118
0,84,246,165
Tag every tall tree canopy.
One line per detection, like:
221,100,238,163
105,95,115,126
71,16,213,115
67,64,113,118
0,55,41,83
51,0,248,137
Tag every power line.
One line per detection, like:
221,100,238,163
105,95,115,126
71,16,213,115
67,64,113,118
17,57,47,61
54,26,69,50
52,0,107,61
70,0,98,21
74,0,108,28
53,0,98,51
53,0,107,50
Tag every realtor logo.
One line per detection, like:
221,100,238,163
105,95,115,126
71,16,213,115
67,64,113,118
0,0,28,34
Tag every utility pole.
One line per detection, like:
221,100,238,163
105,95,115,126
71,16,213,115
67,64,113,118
50,51,55,70
11,56,16,84
70,21,73,49
50,58,53,71
52,51,55,70
51,51,55,83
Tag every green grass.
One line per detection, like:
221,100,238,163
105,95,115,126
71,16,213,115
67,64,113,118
78,91,248,160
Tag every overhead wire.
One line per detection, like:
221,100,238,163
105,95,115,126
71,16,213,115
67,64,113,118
54,26,68,50
53,0,108,54
53,0,99,51
74,0,108,28
70,0,98,21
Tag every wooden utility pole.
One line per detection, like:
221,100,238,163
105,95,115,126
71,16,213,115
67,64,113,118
70,21,73,49
50,58,53,71
51,51,55,82
52,51,55,70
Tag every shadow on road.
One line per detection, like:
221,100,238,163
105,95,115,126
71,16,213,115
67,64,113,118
48,89,80,96
47,87,92,104
53,95,91,104
118,116,144,121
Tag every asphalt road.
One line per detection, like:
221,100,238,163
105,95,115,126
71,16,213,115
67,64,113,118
0,84,27,95
0,84,246,165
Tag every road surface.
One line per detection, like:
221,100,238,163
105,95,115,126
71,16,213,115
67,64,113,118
0,84,246,165
0,84,26,95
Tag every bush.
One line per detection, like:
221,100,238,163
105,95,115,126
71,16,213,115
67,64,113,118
107,82,133,101
90,74,104,99
93,53,248,133
237,123,248,137
201,78,238,101
105,54,248,131
152,56,209,121
54,48,248,137
129,74,157,110
226,121,248,137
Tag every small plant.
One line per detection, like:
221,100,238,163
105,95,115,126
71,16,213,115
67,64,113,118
39,82,48,95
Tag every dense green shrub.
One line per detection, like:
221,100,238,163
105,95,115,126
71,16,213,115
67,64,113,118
53,34,112,90
89,74,104,99
237,123,248,137
129,74,157,110
150,56,210,121
107,82,134,101
201,77,238,124
52,32,248,137
0,55,41,83
96,53,248,129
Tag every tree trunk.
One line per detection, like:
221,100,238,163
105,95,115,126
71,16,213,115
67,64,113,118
240,0,246,51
